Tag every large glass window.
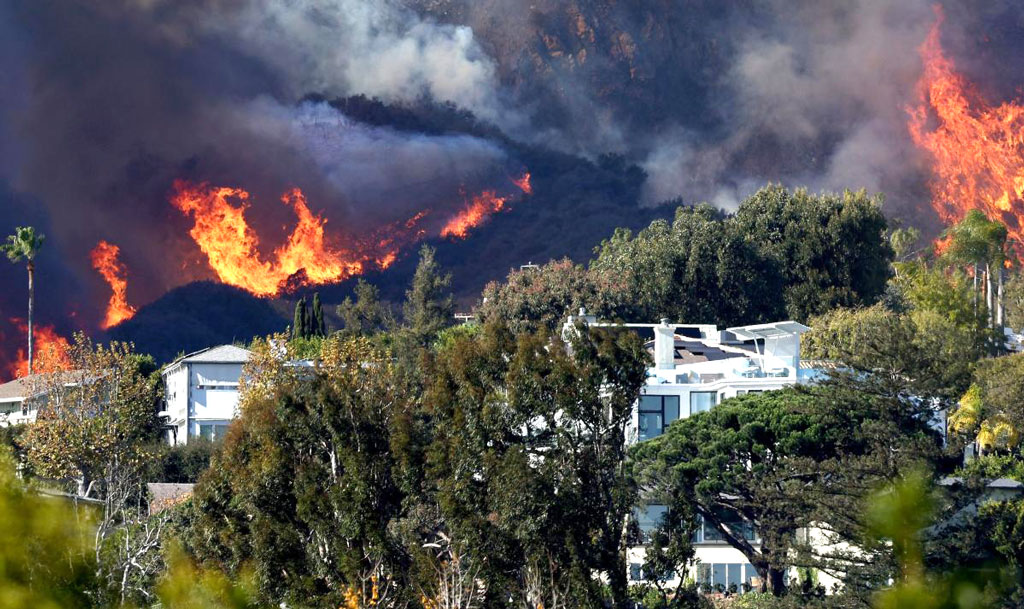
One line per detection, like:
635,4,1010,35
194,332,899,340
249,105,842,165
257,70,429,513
638,395,680,441
198,423,230,441
697,563,757,592
692,513,757,543
690,391,717,415
635,504,668,542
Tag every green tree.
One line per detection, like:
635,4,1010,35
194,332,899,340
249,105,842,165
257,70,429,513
312,292,326,337
476,258,623,334
186,335,415,607
949,353,1024,455
590,185,892,327
403,245,454,348
292,296,308,340
942,210,1010,333
803,304,979,401
732,185,893,321
2,226,45,375
632,390,823,595
337,279,393,337
422,320,649,608
633,383,943,598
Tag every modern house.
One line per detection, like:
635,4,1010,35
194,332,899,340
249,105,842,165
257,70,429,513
562,312,820,592
159,345,252,445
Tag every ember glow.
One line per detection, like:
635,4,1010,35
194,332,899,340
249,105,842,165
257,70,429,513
8,320,72,380
170,181,364,297
90,240,137,329
441,173,532,239
908,6,1024,252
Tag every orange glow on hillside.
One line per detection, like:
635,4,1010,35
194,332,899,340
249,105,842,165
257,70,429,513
90,240,137,329
8,320,71,380
908,6,1024,253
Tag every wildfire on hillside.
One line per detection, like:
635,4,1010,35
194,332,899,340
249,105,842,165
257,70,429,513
7,319,71,380
171,173,531,297
441,173,532,240
91,240,137,329
908,6,1024,255
170,181,365,297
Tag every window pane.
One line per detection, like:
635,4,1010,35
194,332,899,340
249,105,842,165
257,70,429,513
697,564,712,585
639,395,663,413
630,563,642,581
199,424,214,440
663,396,679,425
638,412,663,441
712,564,727,588
727,564,742,591
636,504,667,540
690,391,716,414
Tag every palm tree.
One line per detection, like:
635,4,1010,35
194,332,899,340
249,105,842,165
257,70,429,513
3,227,45,375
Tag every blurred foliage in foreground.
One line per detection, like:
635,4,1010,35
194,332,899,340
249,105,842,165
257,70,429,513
0,447,255,609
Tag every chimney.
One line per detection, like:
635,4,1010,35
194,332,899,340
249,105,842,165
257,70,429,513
654,318,676,370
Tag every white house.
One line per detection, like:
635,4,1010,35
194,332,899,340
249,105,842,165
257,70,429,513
563,312,822,593
0,374,41,427
160,345,251,445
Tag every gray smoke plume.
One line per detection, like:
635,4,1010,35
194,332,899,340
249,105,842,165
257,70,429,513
1,0,1021,346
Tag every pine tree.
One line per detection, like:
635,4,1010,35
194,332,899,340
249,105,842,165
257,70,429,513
312,293,326,337
403,245,454,347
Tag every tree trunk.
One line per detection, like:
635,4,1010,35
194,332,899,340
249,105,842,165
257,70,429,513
997,266,1005,333
973,263,979,314
27,261,34,375
767,566,787,596
986,262,994,330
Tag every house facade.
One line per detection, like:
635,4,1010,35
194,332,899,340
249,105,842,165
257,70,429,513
0,375,40,427
563,313,824,592
159,345,251,445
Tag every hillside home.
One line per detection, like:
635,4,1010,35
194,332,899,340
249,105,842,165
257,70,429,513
562,312,823,592
160,345,251,445
0,374,41,427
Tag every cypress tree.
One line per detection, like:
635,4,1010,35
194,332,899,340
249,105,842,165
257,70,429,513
312,293,326,336
293,297,307,340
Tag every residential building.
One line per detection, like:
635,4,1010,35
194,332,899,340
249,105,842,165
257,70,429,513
160,345,251,445
0,374,41,427
563,312,820,593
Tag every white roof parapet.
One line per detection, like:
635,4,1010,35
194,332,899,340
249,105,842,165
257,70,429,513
726,321,810,340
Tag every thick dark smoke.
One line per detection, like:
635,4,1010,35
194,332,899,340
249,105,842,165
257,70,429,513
1,0,1022,364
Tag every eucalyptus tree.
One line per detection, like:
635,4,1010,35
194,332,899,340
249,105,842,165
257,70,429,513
2,226,45,374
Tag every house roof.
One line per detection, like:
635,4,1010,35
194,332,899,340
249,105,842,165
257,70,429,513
171,345,252,366
0,375,35,401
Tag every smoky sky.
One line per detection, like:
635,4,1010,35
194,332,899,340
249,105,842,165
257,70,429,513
1,0,1022,342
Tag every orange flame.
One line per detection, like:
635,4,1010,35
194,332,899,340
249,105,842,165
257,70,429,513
441,190,509,239
513,172,533,195
170,181,364,297
171,173,531,295
908,6,1024,253
90,240,137,329
7,319,71,380
440,173,532,240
